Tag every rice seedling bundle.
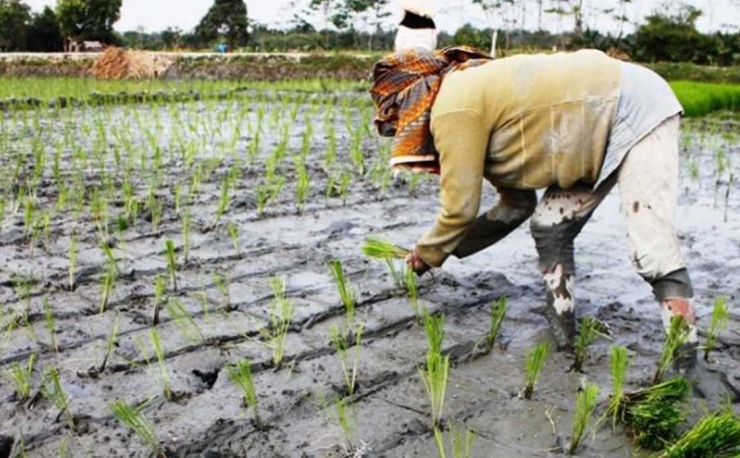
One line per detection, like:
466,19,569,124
660,409,740,458
109,400,163,457
420,310,449,428
654,316,692,385
572,317,605,373
362,237,410,260
227,359,263,430
704,296,729,361
486,298,507,352
434,424,475,458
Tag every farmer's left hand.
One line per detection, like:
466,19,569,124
406,250,431,276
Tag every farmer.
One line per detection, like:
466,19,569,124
370,47,738,401
395,0,438,52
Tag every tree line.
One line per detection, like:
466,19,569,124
1,0,739,67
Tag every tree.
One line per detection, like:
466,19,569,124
26,6,63,51
472,0,517,55
0,0,31,52
196,0,249,50
56,0,122,50
635,3,713,64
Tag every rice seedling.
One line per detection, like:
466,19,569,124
181,211,191,263
109,400,164,457
328,259,356,326
295,155,310,214
212,272,231,310
98,316,121,373
724,173,735,223
486,297,508,353
522,342,551,400
433,424,475,458
164,239,178,292
41,369,75,432
43,299,58,353
99,264,116,314
660,409,740,458
602,345,630,430
704,295,729,361
420,310,449,428
653,316,692,385
68,235,77,291
571,317,605,373
406,266,420,321
227,221,241,257
567,382,599,455
13,274,33,317
332,396,356,452
330,324,364,396
149,329,172,401
153,274,168,325
267,277,295,370
362,237,410,260
7,354,36,401
101,242,119,275
213,173,233,227
227,359,264,430
166,299,204,345
338,169,351,206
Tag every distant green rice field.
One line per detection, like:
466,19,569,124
670,81,740,117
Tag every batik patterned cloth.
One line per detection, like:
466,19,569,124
369,47,491,174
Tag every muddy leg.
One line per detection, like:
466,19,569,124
620,117,740,403
530,184,609,351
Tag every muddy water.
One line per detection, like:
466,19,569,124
0,100,738,457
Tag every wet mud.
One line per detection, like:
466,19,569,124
0,99,738,457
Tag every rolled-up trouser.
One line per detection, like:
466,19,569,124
529,115,696,342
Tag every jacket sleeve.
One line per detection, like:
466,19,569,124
415,109,490,267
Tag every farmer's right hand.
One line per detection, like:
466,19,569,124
406,250,431,276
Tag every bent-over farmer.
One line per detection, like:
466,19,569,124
370,47,738,401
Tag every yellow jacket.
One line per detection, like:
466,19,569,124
416,50,622,267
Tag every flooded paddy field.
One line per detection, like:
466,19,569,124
0,92,738,457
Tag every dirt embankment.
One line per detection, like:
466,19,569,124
0,52,377,81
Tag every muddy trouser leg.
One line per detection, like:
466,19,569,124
529,181,615,351
616,116,697,341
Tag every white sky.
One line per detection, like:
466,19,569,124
22,0,740,34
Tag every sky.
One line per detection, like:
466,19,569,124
23,0,740,34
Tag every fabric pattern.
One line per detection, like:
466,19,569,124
369,47,491,173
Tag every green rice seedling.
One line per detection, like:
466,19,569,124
295,156,310,214
181,212,191,263
406,266,420,321
166,299,204,345
522,342,551,400
267,277,295,370
572,317,604,373
324,125,337,169
152,274,168,325
227,221,241,257
101,242,119,275
227,359,263,430
13,274,33,316
99,316,121,373
724,173,735,223
149,329,172,401
330,324,364,396
362,237,410,260
42,369,75,432
172,183,182,215
68,235,77,291
213,272,231,310
420,310,449,428
567,382,600,455
109,400,163,457
338,169,351,206
328,260,356,326
43,299,58,353
213,173,232,227
653,316,691,385
99,264,116,314
164,239,178,292
659,409,740,458
8,354,36,401
603,345,630,429
332,396,356,452
704,296,730,361
486,297,508,352
433,424,475,458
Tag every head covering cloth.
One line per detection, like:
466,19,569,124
370,46,492,174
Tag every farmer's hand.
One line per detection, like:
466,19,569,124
406,250,431,276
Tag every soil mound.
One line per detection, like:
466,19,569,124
91,47,173,79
